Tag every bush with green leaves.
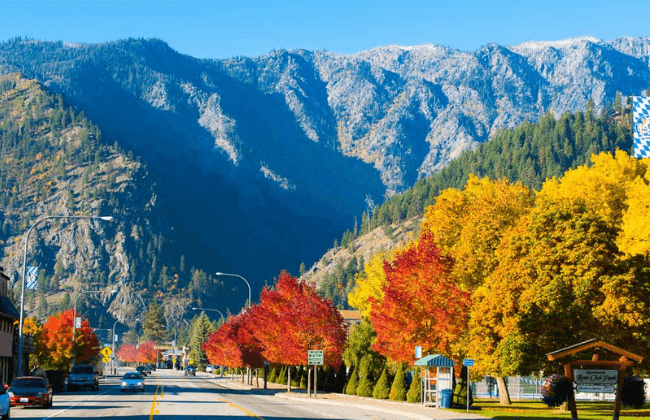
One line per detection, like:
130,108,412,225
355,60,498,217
453,366,473,407
267,366,277,383
407,369,421,403
277,366,287,384
345,363,359,395
356,355,375,397
621,376,647,409
334,362,347,393
373,366,391,399
389,363,407,401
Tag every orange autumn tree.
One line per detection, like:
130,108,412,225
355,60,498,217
203,311,264,369
371,233,471,363
136,341,160,363
37,309,99,371
116,344,138,363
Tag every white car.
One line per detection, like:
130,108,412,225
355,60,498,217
120,372,144,393
0,384,9,420
206,365,214,373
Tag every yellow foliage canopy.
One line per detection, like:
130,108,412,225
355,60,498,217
347,251,392,318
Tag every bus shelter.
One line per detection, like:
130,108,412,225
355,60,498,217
414,354,455,408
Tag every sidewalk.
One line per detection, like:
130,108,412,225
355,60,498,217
209,374,488,420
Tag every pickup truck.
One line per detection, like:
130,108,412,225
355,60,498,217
68,365,99,391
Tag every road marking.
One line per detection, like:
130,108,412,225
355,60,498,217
42,387,117,420
219,399,265,419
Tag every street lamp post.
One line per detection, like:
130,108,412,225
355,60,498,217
72,289,116,365
215,272,251,308
17,215,113,377
191,307,225,325
112,320,121,375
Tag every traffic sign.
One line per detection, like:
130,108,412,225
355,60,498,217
463,359,474,367
308,350,324,365
102,356,111,363
101,346,113,357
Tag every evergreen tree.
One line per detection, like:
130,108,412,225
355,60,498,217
300,366,308,389
142,300,166,343
373,366,391,399
188,312,216,371
389,363,408,401
277,366,287,384
345,363,359,395
334,361,347,393
453,366,474,407
407,368,422,403
268,366,277,383
356,355,375,397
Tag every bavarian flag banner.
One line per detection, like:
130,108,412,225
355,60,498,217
633,96,650,158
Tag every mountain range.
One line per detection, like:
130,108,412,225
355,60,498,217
1,35,649,321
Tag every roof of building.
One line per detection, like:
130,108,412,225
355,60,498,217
0,296,20,320
546,338,643,363
414,354,456,367
338,310,362,321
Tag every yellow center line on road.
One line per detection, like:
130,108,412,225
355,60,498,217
149,380,164,420
184,376,265,419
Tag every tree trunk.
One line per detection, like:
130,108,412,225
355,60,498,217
496,376,512,405
287,367,292,392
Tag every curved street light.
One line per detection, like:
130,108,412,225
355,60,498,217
215,272,251,308
192,307,225,325
17,215,113,377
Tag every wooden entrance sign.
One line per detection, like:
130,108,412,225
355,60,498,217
546,338,644,420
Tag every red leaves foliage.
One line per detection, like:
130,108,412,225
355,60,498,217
116,344,138,363
370,233,471,363
40,309,99,370
203,271,347,369
136,341,160,363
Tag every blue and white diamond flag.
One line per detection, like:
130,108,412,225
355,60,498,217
26,266,39,290
633,96,650,158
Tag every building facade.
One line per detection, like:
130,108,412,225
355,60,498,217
0,267,20,385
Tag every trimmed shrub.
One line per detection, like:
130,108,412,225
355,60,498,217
453,366,473,407
324,366,336,392
373,366,391,399
621,376,647,409
406,368,421,403
389,363,407,401
356,355,375,397
334,362,347,393
277,366,287,384
345,363,359,395
267,367,277,383
291,366,302,387
300,366,308,389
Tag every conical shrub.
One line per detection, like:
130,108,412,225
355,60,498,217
268,367,277,383
277,366,287,384
407,367,421,403
356,355,375,397
389,363,407,401
335,362,347,393
300,366,308,389
373,366,391,399
324,366,336,392
345,363,359,395
453,366,473,407
292,366,303,387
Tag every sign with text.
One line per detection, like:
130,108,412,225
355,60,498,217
574,369,618,386
463,359,474,367
308,350,324,365
577,385,616,394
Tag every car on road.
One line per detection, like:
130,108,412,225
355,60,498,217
8,377,53,408
68,364,99,391
0,383,10,420
120,372,145,393
143,365,153,375
205,365,214,373
135,366,147,376
184,365,196,376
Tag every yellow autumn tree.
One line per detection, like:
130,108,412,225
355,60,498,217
422,175,534,289
347,251,392,318
618,167,650,255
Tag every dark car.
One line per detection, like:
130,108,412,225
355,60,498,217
68,365,99,391
184,366,196,376
143,365,152,375
8,377,53,408
135,366,147,376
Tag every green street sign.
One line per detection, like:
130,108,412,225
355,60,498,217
308,350,324,365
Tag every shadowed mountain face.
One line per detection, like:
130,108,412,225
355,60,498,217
1,36,650,287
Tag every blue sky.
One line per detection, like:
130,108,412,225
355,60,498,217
1,1,648,59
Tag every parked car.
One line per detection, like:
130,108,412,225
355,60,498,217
184,366,196,376
8,377,53,408
0,383,9,420
68,365,99,391
143,365,152,375
205,365,214,373
135,366,147,376
120,372,145,393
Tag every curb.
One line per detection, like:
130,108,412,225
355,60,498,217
275,393,435,420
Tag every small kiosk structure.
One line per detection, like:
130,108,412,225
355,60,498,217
414,354,455,408
546,338,644,420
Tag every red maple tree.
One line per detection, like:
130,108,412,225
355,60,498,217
37,309,100,370
370,233,471,363
203,311,264,369
136,340,160,363
250,271,347,367
116,344,138,363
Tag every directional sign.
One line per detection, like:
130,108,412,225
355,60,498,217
101,346,112,358
577,385,616,394
463,359,474,367
308,350,324,365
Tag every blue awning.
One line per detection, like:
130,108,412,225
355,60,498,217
414,354,455,367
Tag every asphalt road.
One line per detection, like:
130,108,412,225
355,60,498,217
9,368,437,420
